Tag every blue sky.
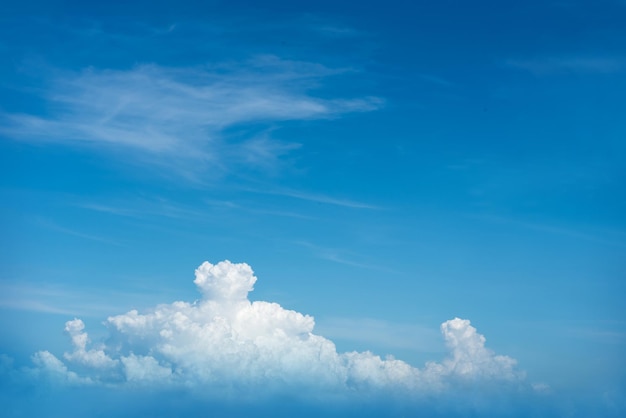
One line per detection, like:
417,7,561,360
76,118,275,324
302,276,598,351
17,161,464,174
1,0,625,416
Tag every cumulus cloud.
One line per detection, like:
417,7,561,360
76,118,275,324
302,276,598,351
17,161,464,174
32,260,524,399
63,319,119,369
439,318,519,380
31,351,91,385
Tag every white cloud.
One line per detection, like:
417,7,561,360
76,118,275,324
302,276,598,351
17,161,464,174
32,260,524,398
439,318,519,380
63,319,119,369
0,57,382,177
121,353,173,383
193,260,257,302
30,351,91,385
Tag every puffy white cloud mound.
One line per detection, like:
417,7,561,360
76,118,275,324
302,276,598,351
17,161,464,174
63,319,119,369
440,318,519,380
194,260,257,302
32,260,524,397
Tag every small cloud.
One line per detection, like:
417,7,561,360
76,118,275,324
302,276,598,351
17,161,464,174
440,318,520,380
250,187,381,209
63,319,119,369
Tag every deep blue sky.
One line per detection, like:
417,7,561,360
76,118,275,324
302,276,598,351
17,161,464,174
1,0,625,416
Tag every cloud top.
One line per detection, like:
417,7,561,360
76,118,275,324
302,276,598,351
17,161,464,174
440,318,519,380
32,260,525,399
194,260,257,302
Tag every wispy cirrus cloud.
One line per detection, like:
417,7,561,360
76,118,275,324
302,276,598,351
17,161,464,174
293,240,399,272
34,217,125,246
0,282,121,317
243,186,381,209
0,279,186,318
0,55,382,177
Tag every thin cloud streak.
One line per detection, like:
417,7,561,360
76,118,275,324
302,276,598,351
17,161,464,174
275,189,381,209
245,187,381,209
35,218,125,247
0,282,124,317
78,195,316,223
78,199,212,222
0,299,77,316
294,241,397,272
0,281,184,317
203,198,318,220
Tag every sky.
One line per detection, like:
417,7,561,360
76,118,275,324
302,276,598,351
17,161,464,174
0,0,625,416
